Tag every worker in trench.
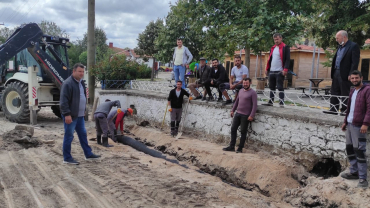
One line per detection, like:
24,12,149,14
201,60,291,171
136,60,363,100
107,107,134,141
167,80,192,136
94,99,121,147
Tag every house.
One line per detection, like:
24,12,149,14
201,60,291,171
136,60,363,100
224,41,370,88
108,42,157,69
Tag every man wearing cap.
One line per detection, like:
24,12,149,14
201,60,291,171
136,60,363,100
173,38,193,89
94,99,121,147
107,107,133,141
188,57,211,100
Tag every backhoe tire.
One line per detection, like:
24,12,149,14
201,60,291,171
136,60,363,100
51,106,62,119
1,81,30,123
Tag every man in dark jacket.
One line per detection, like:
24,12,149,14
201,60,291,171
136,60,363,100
94,99,121,147
327,30,360,114
203,59,228,101
167,81,192,136
264,33,290,107
341,70,369,188
188,57,211,100
60,63,101,165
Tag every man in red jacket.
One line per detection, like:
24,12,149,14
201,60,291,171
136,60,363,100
107,108,133,141
263,33,290,107
341,70,370,188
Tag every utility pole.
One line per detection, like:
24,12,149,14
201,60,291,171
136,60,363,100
87,0,95,104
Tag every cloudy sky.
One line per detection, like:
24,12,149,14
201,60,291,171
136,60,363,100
0,0,177,49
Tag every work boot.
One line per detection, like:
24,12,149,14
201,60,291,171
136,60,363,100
102,137,113,147
175,121,180,135
207,97,214,102
222,99,232,106
222,146,235,152
358,179,368,188
111,130,117,142
170,121,176,136
236,147,243,153
217,97,223,102
194,95,202,100
97,135,102,145
340,172,359,180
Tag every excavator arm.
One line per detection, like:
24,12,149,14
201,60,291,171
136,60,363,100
0,23,71,89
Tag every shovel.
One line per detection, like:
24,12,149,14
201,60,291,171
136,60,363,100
161,103,169,130
176,98,191,140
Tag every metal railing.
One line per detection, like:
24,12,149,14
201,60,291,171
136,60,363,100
101,80,348,114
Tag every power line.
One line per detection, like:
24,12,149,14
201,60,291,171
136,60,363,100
12,0,35,24
5,0,29,24
18,0,41,25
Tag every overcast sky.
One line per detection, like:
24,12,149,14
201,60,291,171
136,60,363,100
0,0,177,49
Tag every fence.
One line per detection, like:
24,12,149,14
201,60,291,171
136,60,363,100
101,80,348,114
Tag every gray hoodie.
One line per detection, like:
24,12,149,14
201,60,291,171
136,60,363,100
94,100,121,116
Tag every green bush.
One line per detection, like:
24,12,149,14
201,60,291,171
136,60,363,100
90,54,152,81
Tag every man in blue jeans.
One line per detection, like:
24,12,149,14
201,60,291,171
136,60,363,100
172,37,193,89
60,63,101,165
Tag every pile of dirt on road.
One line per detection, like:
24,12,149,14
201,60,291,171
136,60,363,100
1,126,41,151
284,176,370,207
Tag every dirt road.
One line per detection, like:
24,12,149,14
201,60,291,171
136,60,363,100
0,109,290,208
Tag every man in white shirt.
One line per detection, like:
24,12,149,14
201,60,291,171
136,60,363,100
172,38,193,89
341,70,370,188
219,56,249,105
263,33,290,107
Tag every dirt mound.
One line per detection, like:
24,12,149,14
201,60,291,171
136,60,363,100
285,176,370,207
1,129,41,151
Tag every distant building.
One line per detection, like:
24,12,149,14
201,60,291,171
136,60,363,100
108,42,157,69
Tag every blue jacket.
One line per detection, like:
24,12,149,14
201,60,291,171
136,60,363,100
59,76,87,118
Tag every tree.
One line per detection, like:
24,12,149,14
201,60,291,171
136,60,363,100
81,27,109,62
155,2,206,63
79,51,88,66
67,39,84,67
0,27,15,43
38,20,68,37
305,0,370,49
135,19,163,81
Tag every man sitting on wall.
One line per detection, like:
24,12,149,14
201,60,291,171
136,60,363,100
219,55,249,106
188,57,211,100
203,59,228,102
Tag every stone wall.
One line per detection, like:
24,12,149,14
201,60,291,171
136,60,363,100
98,89,364,165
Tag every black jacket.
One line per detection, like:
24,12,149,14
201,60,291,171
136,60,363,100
167,88,190,109
331,40,360,81
196,65,211,84
60,76,87,118
207,64,229,84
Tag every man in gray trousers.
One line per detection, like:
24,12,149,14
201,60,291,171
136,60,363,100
341,70,370,188
94,99,121,147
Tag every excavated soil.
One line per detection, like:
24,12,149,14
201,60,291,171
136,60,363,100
0,108,370,207
0,109,290,208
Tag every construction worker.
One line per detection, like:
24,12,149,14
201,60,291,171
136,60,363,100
107,107,134,141
167,80,192,136
94,99,121,147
